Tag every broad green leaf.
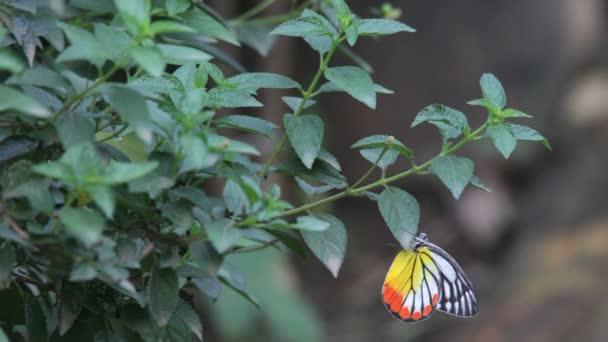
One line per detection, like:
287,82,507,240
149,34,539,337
317,149,342,171
378,187,419,248
217,261,258,307
228,73,300,91
223,179,249,215
301,214,346,277
56,22,107,65
161,201,193,236
0,243,16,283
147,267,179,326
129,46,165,77
300,9,337,53
509,123,551,150
0,49,25,73
6,65,70,92
101,85,154,142
487,122,517,158
295,177,337,197
233,21,277,56
130,74,184,95
332,0,352,29
114,0,150,35
87,185,115,218
58,207,105,246
271,16,335,39
502,108,532,118
275,156,347,188
150,20,196,35
284,114,324,169
178,89,207,115
412,104,469,141
166,0,190,16
173,300,203,341
208,88,262,108
3,178,54,214
0,327,8,342
101,161,158,184
324,66,376,109
178,133,209,174
55,111,95,147
295,215,330,231
206,219,242,253
356,18,415,35
192,276,222,300
351,134,414,165
470,175,491,192
216,115,278,139
94,24,133,61
0,85,50,118
430,155,474,199
207,134,260,155
157,44,212,65
182,8,239,45
58,284,85,336
480,73,506,109
282,96,316,112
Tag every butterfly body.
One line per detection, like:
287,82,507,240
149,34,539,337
382,233,479,323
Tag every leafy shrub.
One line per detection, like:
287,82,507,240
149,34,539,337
0,0,549,340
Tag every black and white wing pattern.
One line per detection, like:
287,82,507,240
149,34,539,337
424,241,479,317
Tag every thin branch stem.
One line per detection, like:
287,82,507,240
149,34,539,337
349,147,388,190
276,123,489,218
233,0,279,23
259,34,343,178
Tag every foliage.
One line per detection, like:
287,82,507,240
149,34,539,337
0,0,548,340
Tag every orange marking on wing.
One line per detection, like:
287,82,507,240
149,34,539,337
389,293,403,312
423,305,432,316
399,307,411,319
432,293,439,306
412,311,422,320
383,285,395,303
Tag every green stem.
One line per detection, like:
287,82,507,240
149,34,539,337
349,147,388,190
233,0,279,23
96,124,129,143
277,123,489,218
259,34,342,178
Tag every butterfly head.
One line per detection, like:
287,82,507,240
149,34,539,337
412,232,428,248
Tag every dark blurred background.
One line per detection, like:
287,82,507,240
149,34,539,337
204,1,608,341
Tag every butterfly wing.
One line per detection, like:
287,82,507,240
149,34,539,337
424,241,479,317
382,249,442,322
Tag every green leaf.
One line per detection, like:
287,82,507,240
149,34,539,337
509,123,552,150
356,18,415,35
58,284,85,336
430,155,474,199
94,24,133,61
4,178,54,214
412,104,469,141
228,73,300,91
223,179,250,215
301,214,346,277
295,177,337,197
332,0,352,29
178,133,209,173
101,161,158,184
295,215,330,231
206,219,242,254
157,44,213,65
182,8,239,45
0,49,25,74
130,74,184,95
487,122,517,158
0,243,16,283
6,65,70,92
282,96,316,112
208,134,260,156
0,85,50,118
150,20,196,35
0,327,9,342
502,108,532,118
166,0,190,16
0,136,39,163
114,0,150,35
217,115,278,139
58,207,105,247
208,88,262,108
55,111,95,146
129,46,165,77
299,9,337,53
324,66,376,109
284,114,324,169
378,187,420,248
271,16,335,39
351,134,414,165
470,175,491,192
147,267,179,327
56,22,107,65
217,261,258,307
101,85,154,142
480,73,506,109
317,149,342,171
173,300,203,341
88,185,115,218
233,21,277,56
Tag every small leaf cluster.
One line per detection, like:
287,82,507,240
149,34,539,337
0,0,548,340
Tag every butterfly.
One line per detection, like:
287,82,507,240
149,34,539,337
381,232,479,322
